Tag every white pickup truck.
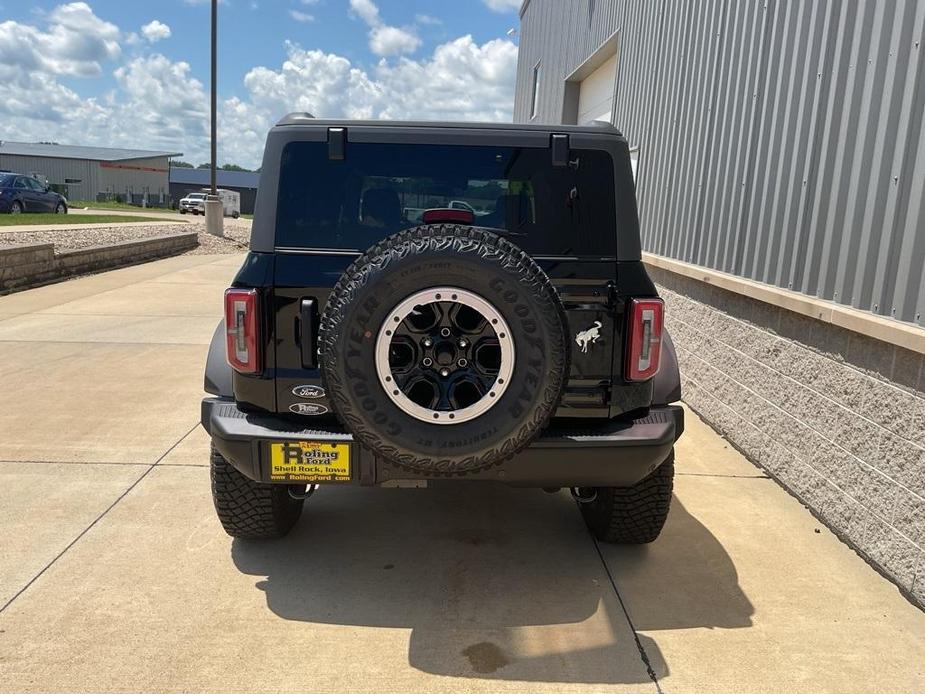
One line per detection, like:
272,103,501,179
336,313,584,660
179,189,241,218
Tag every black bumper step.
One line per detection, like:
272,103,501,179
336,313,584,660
202,398,683,488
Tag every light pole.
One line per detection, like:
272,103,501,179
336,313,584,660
204,0,224,236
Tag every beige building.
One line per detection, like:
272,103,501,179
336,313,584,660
0,141,181,204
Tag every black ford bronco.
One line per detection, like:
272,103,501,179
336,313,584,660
201,115,684,542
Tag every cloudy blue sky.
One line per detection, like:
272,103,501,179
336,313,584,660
0,0,522,167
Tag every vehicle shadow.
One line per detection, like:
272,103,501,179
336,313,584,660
598,497,756,632
231,482,752,684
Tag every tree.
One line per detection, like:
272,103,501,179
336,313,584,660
220,163,250,172
197,163,211,169
170,160,194,168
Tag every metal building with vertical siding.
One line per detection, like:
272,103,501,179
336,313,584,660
0,141,181,205
515,0,925,607
514,0,925,328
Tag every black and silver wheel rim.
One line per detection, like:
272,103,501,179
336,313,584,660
11,203,21,215
375,287,515,424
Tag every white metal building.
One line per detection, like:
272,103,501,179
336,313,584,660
514,0,925,607
0,141,182,204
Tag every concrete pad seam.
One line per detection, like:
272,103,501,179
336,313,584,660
676,472,771,479
0,340,212,347
135,281,232,288
22,312,221,317
582,501,664,694
0,422,199,616
0,459,151,467
151,425,202,467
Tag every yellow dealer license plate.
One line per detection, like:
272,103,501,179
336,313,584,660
269,442,351,482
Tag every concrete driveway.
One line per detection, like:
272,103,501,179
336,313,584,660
0,255,922,693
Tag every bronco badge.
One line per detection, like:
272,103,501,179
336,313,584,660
575,321,602,353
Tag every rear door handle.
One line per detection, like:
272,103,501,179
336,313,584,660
299,298,317,368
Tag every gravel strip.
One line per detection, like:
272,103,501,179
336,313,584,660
0,222,251,255
187,225,251,254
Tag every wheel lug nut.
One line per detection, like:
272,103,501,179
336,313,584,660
423,357,433,367
440,328,451,338
423,338,433,348
457,339,468,348
440,368,450,377
458,358,468,367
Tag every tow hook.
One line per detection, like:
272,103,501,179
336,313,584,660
570,487,597,504
288,484,318,500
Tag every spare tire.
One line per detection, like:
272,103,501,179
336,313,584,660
319,225,570,475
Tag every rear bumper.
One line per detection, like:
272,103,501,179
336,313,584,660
201,398,683,488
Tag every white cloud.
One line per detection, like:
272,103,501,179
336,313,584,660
349,0,380,26
141,20,171,43
0,3,519,169
0,2,121,78
289,10,314,23
369,25,420,56
113,54,208,140
0,4,210,164
415,14,442,26
218,36,518,166
483,0,522,12
374,37,518,121
348,0,420,57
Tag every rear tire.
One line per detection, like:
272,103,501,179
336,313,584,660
55,202,67,214
10,201,22,215
210,444,306,539
579,450,674,544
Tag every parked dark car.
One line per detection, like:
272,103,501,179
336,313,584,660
0,173,68,214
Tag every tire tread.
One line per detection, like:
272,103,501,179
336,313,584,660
209,445,304,539
581,452,674,544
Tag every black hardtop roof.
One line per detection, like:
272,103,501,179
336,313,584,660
274,113,624,138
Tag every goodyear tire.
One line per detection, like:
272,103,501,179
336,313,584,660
319,225,570,475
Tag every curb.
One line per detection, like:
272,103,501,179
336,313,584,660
0,233,199,294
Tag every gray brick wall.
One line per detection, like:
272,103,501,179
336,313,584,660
648,265,925,608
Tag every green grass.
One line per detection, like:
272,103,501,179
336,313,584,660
0,214,176,226
67,200,177,212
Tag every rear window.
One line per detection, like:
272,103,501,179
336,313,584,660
275,142,617,257
0,174,14,187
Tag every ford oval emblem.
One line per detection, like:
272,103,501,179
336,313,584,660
289,402,329,416
292,384,326,399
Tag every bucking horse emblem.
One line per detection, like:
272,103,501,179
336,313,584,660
575,321,602,353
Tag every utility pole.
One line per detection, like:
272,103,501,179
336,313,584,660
204,0,224,236
210,0,217,196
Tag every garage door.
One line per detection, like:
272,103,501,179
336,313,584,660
577,53,618,125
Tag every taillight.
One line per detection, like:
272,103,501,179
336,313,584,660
224,288,260,373
625,298,664,381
